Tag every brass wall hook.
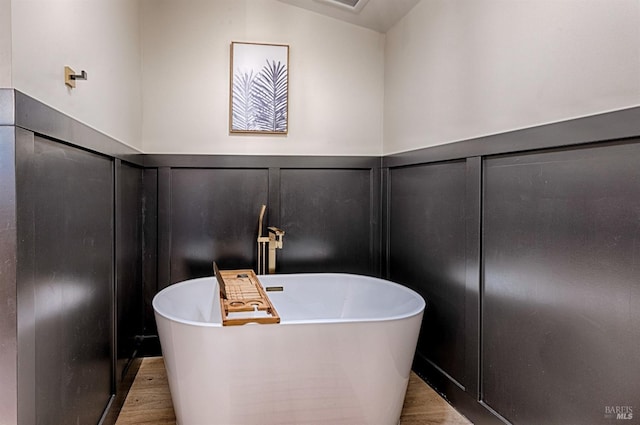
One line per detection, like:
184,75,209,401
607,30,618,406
65,66,88,88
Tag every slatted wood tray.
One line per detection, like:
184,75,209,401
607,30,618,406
214,263,280,326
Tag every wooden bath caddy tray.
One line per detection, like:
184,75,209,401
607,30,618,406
214,263,280,326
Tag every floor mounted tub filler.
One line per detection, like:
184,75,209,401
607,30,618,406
153,273,426,425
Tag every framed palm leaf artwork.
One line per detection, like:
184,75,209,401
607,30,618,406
229,42,289,134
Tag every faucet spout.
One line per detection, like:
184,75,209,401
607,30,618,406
256,206,285,275
268,226,285,248
267,227,285,274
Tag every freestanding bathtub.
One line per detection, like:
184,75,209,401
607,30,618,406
153,273,425,425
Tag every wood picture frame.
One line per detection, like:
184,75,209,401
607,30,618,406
229,42,289,135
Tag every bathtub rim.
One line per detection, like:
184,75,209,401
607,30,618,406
153,272,426,328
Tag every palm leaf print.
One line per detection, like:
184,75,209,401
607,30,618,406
252,60,288,132
232,70,257,131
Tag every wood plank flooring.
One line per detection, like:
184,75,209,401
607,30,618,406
115,357,472,425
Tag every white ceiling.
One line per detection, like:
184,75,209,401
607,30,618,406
277,0,421,33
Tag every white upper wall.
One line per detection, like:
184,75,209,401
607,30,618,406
5,0,639,155
140,0,385,155
0,0,12,87
10,0,143,150
384,0,640,155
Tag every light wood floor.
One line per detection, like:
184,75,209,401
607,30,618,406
115,357,472,425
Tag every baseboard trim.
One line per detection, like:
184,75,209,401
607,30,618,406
99,356,143,425
413,353,507,425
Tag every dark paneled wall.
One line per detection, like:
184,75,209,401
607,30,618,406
169,168,269,283
483,143,640,424
4,89,640,425
279,169,374,274
115,162,144,384
1,90,145,425
30,137,113,425
386,131,640,423
388,161,467,385
0,127,18,424
142,169,158,351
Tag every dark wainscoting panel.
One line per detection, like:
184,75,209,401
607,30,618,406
141,168,159,350
388,161,467,386
115,161,144,384
16,128,36,425
30,136,113,425
483,141,640,424
168,168,269,284
0,127,18,425
279,168,374,274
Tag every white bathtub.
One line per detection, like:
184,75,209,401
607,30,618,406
153,273,425,425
